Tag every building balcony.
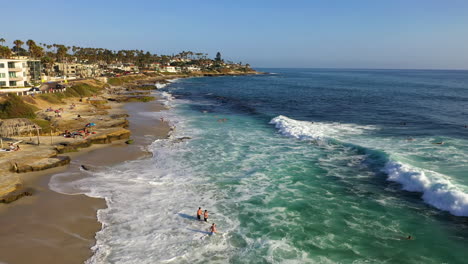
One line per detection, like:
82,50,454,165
9,77,23,81
8,68,23,72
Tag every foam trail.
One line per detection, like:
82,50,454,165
270,115,468,217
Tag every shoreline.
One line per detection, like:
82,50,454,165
0,70,260,202
0,71,259,264
0,98,171,264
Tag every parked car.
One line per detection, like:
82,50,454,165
29,87,40,92
55,84,66,89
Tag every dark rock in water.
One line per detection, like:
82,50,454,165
125,139,134,144
81,164,99,171
174,137,192,143
0,187,34,203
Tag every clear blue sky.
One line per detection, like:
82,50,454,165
2,0,468,69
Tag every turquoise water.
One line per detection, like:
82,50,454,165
51,69,468,263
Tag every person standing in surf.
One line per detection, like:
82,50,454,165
210,223,217,234
197,207,203,220
204,210,209,222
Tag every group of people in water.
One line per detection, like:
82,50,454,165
197,207,217,234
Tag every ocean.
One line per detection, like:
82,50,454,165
50,69,468,263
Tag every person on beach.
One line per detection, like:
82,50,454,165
197,207,203,220
204,210,209,222
210,223,217,234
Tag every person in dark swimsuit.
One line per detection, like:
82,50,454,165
204,210,209,222
197,207,202,220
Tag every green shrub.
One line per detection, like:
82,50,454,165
0,94,37,119
136,85,156,90
127,96,155,102
32,119,52,134
108,78,124,86
38,93,64,104
67,84,101,97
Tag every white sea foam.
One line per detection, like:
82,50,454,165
269,115,378,141
383,161,468,216
155,91,176,107
167,78,180,83
270,115,468,217
155,82,167,89
49,96,240,263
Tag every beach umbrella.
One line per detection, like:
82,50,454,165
0,118,42,147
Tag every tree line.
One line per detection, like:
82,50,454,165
0,38,249,71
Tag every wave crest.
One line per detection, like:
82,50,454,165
384,161,468,216
269,115,377,141
270,115,468,217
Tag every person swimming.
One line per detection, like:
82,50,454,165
197,207,203,220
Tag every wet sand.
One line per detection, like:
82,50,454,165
0,100,170,264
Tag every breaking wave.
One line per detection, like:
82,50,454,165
270,115,468,217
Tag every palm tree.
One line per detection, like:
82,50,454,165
13,40,24,58
0,38,5,46
26,39,36,58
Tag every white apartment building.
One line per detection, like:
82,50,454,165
0,59,29,87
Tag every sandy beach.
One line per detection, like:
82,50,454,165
0,96,171,264
0,71,259,264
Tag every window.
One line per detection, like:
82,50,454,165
7,62,15,68
9,72,16,78
0,73,5,78
0,81,6,86
9,81,16,86
0,63,4,68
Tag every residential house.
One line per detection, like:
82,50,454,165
186,66,201,72
76,64,102,78
160,66,180,73
55,63,80,78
